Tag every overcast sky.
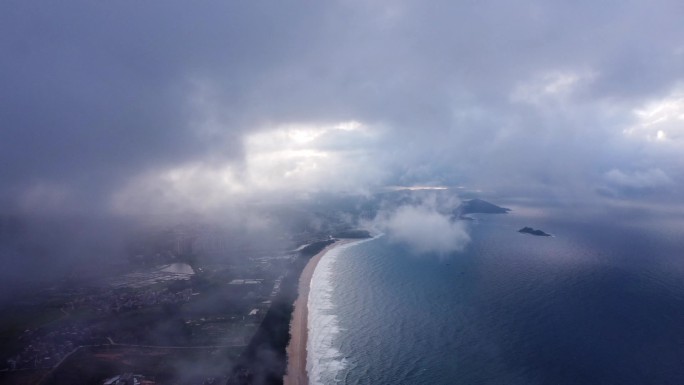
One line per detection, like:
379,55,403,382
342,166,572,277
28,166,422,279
2,0,683,219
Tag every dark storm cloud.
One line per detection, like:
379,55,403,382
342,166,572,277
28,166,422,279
2,0,684,215
0,1,339,212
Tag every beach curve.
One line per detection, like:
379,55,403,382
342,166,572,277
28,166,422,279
283,239,355,385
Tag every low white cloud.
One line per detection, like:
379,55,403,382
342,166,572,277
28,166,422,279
374,198,470,255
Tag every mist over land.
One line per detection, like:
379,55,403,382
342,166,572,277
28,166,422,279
2,1,684,384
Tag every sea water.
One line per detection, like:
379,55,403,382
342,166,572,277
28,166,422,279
308,204,684,385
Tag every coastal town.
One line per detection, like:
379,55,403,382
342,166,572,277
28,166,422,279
0,217,362,385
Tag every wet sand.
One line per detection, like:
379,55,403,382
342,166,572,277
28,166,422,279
284,240,353,385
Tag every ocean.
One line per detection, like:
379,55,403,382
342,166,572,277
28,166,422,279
307,204,684,385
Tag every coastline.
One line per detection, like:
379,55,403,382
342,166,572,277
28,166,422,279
283,239,355,385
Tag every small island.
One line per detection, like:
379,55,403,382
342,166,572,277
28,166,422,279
518,227,551,236
453,198,511,220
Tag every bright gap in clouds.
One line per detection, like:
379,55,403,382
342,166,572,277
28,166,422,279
625,86,684,142
111,120,379,215
287,128,323,144
245,120,373,189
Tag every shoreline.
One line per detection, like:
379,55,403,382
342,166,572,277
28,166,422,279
283,239,356,385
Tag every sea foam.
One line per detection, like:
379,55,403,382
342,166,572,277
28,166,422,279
307,237,378,385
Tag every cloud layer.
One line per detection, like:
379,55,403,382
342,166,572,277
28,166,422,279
2,0,684,218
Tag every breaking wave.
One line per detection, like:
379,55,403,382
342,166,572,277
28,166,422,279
307,237,379,385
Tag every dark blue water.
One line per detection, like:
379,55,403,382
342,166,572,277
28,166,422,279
308,206,684,384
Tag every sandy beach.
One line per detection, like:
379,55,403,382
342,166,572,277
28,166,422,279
284,239,353,385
